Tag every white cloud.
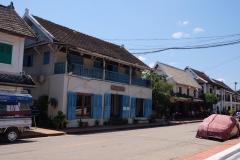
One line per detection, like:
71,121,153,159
217,78,225,82
137,56,146,62
172,32,190,39
193,27,205,34
178,20,189,27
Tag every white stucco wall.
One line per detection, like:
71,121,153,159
0,32,25,74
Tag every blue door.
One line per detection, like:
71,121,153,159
92,94,102,119
130,97,136,118
144,99,152,118
104,93,111,120
67,92,77,120
121,95,130,119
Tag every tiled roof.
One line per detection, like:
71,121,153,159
156,63,201,89
0,73,35,86
32,16,148,68
212,79,234,92
190,68,213,83
0,3,35,38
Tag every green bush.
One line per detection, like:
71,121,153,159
51,111,67,129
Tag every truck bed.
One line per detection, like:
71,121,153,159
0,117,32,129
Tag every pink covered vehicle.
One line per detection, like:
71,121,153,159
196,114,240,141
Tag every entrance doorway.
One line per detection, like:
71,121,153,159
111,94,122,118
136,98,144,117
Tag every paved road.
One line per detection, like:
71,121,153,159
0,123,221,160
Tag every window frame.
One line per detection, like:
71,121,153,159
76,93,92,118
43,51,50,65
0,42,13,64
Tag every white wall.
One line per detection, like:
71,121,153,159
0,32,25,74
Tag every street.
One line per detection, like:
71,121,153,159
0,123,221,160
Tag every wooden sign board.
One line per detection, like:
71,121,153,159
111,85,125,92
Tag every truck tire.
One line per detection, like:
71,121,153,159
4,128,19,143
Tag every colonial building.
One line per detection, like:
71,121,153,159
23,10,152,127
185,67,240,113
154,62,202,118
0,3,35,113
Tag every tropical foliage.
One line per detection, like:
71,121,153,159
143,70,173,118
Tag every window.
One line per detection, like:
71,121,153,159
0,42,13,64
43,51,50,65
187,89,190,96
76,94,92,117
23,55,33,67
179,87,182,94
194,90,197,98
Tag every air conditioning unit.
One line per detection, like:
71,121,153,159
37,75,46,84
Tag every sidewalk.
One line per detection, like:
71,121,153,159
21,128,65,139
181,138,240,160
64,119,202,135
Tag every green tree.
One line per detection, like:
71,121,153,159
143,70,173,118
204,93,218,111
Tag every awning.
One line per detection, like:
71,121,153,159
0,91,32,103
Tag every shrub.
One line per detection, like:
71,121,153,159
51,111,67,129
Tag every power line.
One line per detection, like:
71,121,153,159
132,38,240,54
105,33,240,41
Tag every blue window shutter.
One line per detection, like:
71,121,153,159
130,97,136,118
67,92,77,120
92,94,102,119
122,95,130,119
43,51,50,64
144,99,152,118
104,93,111,120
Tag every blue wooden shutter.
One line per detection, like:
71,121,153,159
122,95,130,119
144,99,152,118
104,93,111,120
0,43,13,64
130,97,136,118
43,51,50,64
67,92,77,120
92,94,102,119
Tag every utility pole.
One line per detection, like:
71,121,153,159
234,82,238,91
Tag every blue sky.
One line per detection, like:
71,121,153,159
2,0,240,89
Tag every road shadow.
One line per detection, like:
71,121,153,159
0,139,36,145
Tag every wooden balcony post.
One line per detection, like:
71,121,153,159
129,66,132,85
103,59,106,80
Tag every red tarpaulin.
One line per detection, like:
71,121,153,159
196,114,240,141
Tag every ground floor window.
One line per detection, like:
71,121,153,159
111,95,121,118
136,98,144,117
76,94,92,118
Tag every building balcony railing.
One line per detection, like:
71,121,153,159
71,63,103,79
105,70,130,84
132,77,151,87
62,62,150,87
54,62,66,74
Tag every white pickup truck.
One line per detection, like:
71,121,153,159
0,117,32,142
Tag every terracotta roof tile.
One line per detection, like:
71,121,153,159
0,4,35,38
0,73,35,86
33,16,147,67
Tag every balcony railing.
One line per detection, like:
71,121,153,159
71,63,103,79
132,77,151,87
105,70,130,84
54,62,66,74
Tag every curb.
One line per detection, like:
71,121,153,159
65,120,202,135
206,143,240,160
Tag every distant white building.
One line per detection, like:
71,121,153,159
154,62,202,118
185,67,240,113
